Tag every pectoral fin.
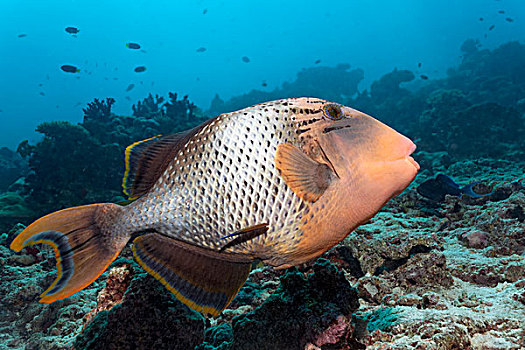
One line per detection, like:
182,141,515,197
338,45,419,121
275,143,335,202
219,223,269,252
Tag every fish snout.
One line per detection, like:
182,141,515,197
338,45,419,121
378,123,419,169
405,138,420,171
364,126,419,196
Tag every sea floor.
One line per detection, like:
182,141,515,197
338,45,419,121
0,154,524,350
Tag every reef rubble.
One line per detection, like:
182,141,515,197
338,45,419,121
341,158,525,348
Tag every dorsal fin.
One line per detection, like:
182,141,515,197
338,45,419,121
122,119,213,199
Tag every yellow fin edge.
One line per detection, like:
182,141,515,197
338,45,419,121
121,134,161,199
132,243,222,316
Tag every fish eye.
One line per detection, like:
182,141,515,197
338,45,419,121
322,104,344,120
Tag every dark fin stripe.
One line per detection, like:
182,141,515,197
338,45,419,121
10,203,129,303
275,143,335,202
26,231,74,295
132,233,252,317
219,223,269,252
122,118,215,200
134,248,229,309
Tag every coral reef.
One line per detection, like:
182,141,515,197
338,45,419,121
416,93,524,159
199,259,360,350
369,68,415,102
2,40,525,350
12,93,206,221
446,41,525,107
80,261,134,328
230,259,359,350
83,97,115,122
17,121,123,215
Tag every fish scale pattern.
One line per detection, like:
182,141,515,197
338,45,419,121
129,100,314,257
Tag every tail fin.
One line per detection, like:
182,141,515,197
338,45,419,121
460,182,493,198
10,203,128,303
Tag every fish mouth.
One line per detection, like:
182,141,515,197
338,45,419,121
407,156,420,170
406,142,420,170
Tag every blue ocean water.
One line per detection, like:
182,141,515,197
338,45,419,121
1,0,523,149
1,1,525,349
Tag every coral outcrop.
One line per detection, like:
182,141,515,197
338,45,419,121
198,259,360,350
74,262,205,350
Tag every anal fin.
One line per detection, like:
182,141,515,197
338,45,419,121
132,233,252,317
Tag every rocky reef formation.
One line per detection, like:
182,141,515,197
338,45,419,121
0,147,27,193
208,64,364,116
225,259,359,350
74,261,205,350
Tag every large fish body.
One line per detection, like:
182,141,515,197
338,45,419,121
11,98,419,316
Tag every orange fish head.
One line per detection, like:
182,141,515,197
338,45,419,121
313,102,419,216
271,99,419,267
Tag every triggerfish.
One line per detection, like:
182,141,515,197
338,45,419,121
417,174,492,202
10,98,419,316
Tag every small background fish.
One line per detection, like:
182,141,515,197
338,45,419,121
126,42,141,49
417,174,492,202
60,64,80,73
65,26,79,34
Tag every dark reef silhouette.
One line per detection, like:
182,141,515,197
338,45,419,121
208,63,364,117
